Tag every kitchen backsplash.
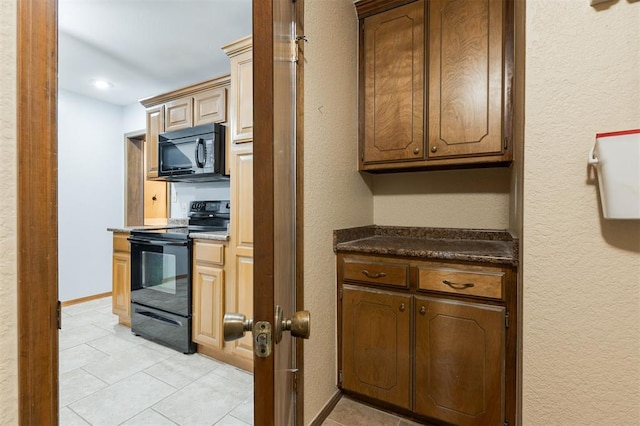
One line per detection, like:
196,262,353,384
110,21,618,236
170,181,231,218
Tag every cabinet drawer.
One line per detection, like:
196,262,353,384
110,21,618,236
418,266,504,300
343,258,408,288
113,233,130,253
194,242,224,265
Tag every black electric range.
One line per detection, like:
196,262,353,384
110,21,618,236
127,200,229,353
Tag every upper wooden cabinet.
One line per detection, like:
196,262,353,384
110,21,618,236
361,0,425,165
223,36,253,144
356,0,513,172
145,105,164,179
140,77,230,179
164,96,193,131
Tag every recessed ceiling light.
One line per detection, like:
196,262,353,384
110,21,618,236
92,79,113,90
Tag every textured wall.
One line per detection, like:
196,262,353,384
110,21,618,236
373,169,511,229
303,0,373,423
523,1,640,424
0,0,18,422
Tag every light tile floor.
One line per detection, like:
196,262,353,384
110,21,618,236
61,297,422,425
59,296,254,426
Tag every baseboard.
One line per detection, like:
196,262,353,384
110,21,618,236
308,390,342,426
61,291,112,307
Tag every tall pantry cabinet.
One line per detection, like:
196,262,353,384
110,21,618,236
223,35,255,363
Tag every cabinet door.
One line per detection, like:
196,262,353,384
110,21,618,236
165,96,193,131
192,263,224,349
229,43,253,143
361,0,424,166
229,256,254,361
428,0,504,158
194,88,227,126
112,251,131,324
415,296,505,425
145,105,164,179
228,145,254,362
342,285,411,410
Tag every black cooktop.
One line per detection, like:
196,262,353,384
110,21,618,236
131,200,230,241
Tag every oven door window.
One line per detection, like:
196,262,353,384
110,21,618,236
130,240,190,316
142,251,178,294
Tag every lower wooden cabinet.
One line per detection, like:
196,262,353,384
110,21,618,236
342,286,411,410
192,239,253,372
192,240,225,349
415,297,505,425
112,232,131,326
338,253,516,426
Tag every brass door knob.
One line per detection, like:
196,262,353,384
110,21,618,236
223,312,253,342
275,305,311,343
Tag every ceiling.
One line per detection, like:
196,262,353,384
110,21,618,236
58,0,252,106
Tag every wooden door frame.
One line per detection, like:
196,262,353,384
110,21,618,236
17,0,59,423
17,0,304,424
124,130,145,227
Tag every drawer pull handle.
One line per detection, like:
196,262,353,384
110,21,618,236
443,280,475,290
399,303,406,312
419,306,426,315
362,270,386,279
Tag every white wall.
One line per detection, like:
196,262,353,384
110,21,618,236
58,89,125,302
523,1,640,424
122,101,146,134
0,0,18,420
303,1,374,423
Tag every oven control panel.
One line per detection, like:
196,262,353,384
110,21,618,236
190,200,230,215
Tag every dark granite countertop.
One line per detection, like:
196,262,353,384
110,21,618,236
334,225,518,266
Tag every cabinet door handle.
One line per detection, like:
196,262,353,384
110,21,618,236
399,303,405,312
443,279,475,290
419,306,426,315
362,270,386,279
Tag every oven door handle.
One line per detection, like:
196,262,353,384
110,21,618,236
137,310,182,327
128,238,188,247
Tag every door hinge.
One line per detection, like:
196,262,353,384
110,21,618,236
504,137,509,150
339,287,343,300
338,370,343,386
504,420,509,426
293,370,298,391
291,35,308,63
57,300,62,330
505,311,510,329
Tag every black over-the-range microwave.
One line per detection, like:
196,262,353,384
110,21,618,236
157,123,228,182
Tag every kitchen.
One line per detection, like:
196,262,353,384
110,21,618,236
57,0,255,423
3,0,640,425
